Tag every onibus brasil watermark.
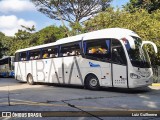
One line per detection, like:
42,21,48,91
2,112,42,118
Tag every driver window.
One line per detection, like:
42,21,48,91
112,39,127,65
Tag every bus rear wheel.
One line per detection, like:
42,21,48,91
86,75,100,90
27,74,34,85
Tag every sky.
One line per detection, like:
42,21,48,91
0,0,129,36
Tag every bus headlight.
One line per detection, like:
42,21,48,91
130,73,141,79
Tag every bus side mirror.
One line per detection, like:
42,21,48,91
141,41,158,54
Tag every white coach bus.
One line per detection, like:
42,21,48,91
14,28,157,89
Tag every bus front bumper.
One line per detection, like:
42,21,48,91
130,78,153,88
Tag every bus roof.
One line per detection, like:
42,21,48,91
15,28,140,53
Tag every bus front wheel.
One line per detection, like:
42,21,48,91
85,75,100,90
27,74,34,85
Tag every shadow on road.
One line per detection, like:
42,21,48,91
35,82,152,94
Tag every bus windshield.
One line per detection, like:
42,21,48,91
125,36,151,68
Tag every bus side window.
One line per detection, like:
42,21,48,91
42,47,58,59
85,39,111,61
29,49,41,60
20,52,27,61
60,42,81,57
52,48,58,58
111,39,127,65
15,53,20,62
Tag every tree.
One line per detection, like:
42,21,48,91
31,0,112,24
14,25,35,40
0,32,8,57
21,25,36,33
31,0,112,36
124,0,160,13
0,41,3,58
14,29,31,40
84,8,160,65
29,25,66,46
0,32,14,56
0,25,67,57
0,32,5,37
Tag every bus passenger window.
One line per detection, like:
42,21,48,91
15,53,19,62
60,42,81,57
42,47,58,59
29,50,41,60
49,48,57,58
20,52,27,61
85,39,111,61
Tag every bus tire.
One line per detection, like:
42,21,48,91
27,74,34,85
85,75,100,90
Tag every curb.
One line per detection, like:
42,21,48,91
151,83,160,86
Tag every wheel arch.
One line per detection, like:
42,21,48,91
27,73,35,85
26,73,32,81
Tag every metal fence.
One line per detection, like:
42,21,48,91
152,65,160,83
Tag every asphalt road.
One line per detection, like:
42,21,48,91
0,78,160,120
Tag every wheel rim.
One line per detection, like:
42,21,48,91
89,78,98,87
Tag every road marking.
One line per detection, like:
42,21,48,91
2,117,11,120
0,102,68,107
0,99,138,111
0,84,42,91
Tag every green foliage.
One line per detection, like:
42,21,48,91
0,7,160,65
15,29,31,40
0,25,66,57
0,41,3,58
0,33,30,56
9,38,30,56
1,37,13,55
0,32,11,57
0,32,5,37
21,25,35,32
124,0,160,13
14,25,36,40
29,25,66,46
84,8,160,65
69,22,85,35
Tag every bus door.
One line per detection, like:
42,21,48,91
84,39,112,87
111,39,128,88
98,40,112,86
